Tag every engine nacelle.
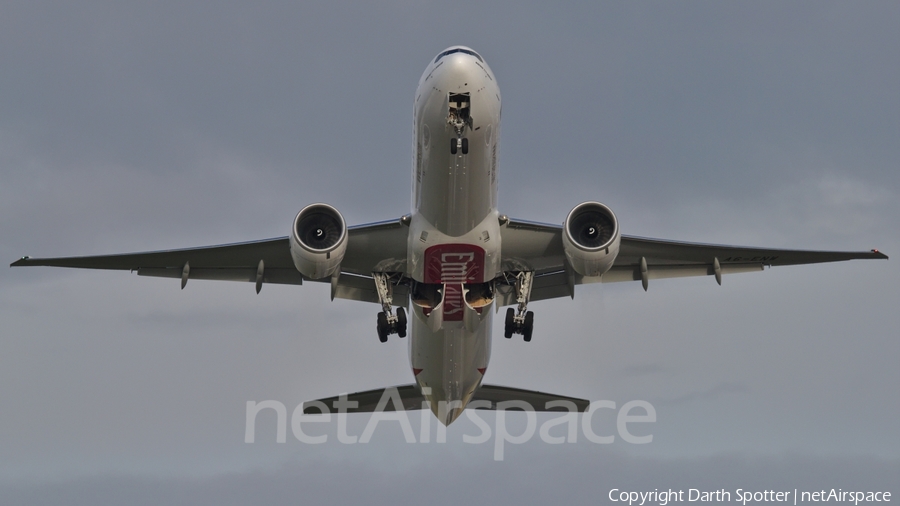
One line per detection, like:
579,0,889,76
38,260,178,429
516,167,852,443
289,203,348,279
562,201,621,277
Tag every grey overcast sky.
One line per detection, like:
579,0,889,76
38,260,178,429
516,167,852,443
1,1,898,503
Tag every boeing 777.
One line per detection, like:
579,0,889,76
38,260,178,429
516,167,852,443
12,46,888,425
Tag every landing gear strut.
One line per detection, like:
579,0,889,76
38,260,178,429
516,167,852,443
503,271,535,342
373,272,407,342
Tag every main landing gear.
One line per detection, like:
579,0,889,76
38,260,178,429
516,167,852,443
504,271,535,342
373,272,407,343
377,307,406,343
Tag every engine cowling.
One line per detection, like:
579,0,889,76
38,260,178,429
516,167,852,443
562,201,621,277
289,203,348,279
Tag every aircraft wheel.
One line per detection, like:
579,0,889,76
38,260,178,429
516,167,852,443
504,307,514,338
377,312,389,343
461,137,469,154
396,307,407,338
523,311,534,342
450,138,457,155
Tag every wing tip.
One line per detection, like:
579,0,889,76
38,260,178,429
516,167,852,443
871,249,889,260
10,256,31,267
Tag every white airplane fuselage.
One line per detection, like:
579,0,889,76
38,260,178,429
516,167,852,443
407,47,502,424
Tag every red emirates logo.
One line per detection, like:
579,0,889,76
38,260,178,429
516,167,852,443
424,244,485,321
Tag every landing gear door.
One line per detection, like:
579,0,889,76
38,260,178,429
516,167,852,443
448,92,472,135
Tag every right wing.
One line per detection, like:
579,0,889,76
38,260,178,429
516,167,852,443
500,218,888,303
11,219,410,304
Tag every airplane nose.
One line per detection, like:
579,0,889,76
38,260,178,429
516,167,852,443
434,54,480,87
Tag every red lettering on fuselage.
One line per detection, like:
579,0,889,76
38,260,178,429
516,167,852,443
424,244,485,321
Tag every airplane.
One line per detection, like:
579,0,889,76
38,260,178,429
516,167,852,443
11,46,888,426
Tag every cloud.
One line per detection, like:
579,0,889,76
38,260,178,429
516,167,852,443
652,382,749,408
1,0,897,496
3,450,897,506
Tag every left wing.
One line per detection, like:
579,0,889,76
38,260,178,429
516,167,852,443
10,219,410,304
500,218,888,303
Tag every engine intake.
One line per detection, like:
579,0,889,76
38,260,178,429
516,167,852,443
290,203,347,279
562,202,621,277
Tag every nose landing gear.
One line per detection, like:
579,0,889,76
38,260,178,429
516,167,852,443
450,137,469,155
448,92,472,156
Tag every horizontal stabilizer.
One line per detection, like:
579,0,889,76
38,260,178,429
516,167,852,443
303,384,590,414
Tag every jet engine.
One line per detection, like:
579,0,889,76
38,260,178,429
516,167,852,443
289,203,348,279
562,201,621,277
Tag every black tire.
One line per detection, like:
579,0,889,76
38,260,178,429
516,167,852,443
396,307,407,338
450,138,457,154
377,312,388,343
461,137,469,154
523,311,534,342
504,307,514,338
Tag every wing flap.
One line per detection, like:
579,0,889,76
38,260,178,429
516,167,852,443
322,272,410,305
137,267,305,285
599,262,766,283
135,267,408,303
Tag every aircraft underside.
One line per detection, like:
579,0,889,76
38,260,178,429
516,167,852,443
11,45,887,426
